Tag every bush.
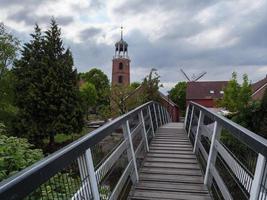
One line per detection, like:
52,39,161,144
0,132,43,181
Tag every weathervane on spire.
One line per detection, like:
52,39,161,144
120,26,123,40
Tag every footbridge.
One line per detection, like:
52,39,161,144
0,101,267,199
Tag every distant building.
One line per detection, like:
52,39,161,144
251,75,267,101
112,27,130,86
186,81,228,107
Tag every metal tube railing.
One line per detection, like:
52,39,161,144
184,101,267,200
0,101,170,200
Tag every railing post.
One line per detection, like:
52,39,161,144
122,120,139,183
164,107,168,123
204,121,222,187
140,110,150,152
85,149,100,200
153,103,159,129
161,106,165,125
148,106,155,137
184,105,189,128
157,104,163,126
188,106,194,137
249,154,266,200
193,111,203,153
77,149,100,200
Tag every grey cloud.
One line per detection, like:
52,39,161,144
7,9,73,26
79,27,102,41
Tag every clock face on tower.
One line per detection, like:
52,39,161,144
112,27,131,86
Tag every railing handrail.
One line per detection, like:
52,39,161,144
0,101,159,199
189,101,267,157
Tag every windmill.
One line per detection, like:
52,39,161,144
180,69,207,82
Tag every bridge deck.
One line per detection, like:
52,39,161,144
129,123,212,200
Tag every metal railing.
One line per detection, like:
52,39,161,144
185,101,267,200
0,101,171,200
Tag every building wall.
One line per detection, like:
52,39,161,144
112,58,130,85
186,99,215,108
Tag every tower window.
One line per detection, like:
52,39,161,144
119,62,123,70
118,75,123,83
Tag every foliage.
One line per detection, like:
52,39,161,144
169,81,187,115
0,23,20,75
0,23,19,130
141,68,163,102
0,133,43,181
80,82,97,120
79,68,110,107
218,72,240,112
110,85,134,115
13,20,83,146
130,82,141,89
258,88,267,138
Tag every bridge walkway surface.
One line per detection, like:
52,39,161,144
129,122,212,200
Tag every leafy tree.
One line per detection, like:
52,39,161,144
141,68,162,102
110,85,134,115
0,23,20,75
218,72,240,112
79,68,110,107
130,82,141,89
0,23,19,129
13,20,83,146
169,82,186,115
258,88,267,138
80,82,97,120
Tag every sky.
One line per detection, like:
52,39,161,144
1,0,267,93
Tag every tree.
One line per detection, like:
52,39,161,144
0,23,20,75
110,85,134,115
258,89,267,138
80,82,97,120
218,72,240,112
0,23,19,129
79,68,110,107
13,20,83,146
130,82,141,89
141,68,162,102
169,82,186,115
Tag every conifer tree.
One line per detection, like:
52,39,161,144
13,20,83,145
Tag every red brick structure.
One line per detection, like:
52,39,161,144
159,92,180,122
186,81,228,108
251,75,267,101
112,28,130,85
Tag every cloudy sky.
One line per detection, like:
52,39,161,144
1,0,267,93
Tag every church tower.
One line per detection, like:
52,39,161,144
112,27,130,86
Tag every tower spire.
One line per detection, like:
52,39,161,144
120,26,123,40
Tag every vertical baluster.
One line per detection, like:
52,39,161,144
184,105,189,128
140,110,150,152
160,106,165,124
77,149,100,200
204,121,222,187
188,105,194,137
153,103,159,129
122,120,139,183
157,104,163,126
249,154,266,200
148,105,155,137
193,111,204,153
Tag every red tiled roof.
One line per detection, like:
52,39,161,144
186,81,228,100
251,76,267,93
